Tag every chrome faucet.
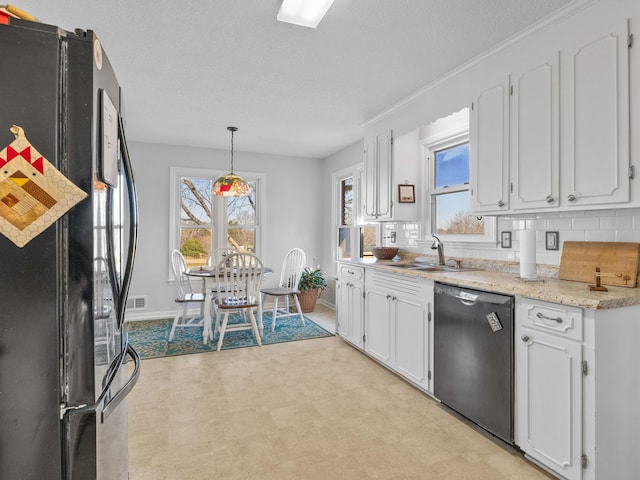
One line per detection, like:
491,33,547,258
431,234,445,265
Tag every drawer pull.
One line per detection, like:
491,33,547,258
536,312,563,323
521,334,530,342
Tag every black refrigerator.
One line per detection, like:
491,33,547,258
0,18,140,480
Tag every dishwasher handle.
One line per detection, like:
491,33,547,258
436,282,513,307
455,291,479,306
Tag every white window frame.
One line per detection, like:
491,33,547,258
169,166,266,279
332,164,378,263
421,128,496,245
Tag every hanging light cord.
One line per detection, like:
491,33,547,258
228,126,237,174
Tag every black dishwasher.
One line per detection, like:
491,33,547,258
434,282,514,444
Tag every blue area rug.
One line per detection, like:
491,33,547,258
126,313,333,359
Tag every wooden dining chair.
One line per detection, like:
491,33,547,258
260,248,306,332
213,252,264,352
169,249,206,341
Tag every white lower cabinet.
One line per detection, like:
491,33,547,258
515,301,583,480
365,270,433,392
364,287,393,363
516,297,640,480
336,263,364,348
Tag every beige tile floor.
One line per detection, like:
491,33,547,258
128,305,553,479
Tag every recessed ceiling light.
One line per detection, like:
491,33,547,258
277,0,335,29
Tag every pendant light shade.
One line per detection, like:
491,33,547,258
213,126,252,197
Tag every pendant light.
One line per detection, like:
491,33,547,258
213,126,252,197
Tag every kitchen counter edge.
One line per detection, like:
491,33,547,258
337,259,640,310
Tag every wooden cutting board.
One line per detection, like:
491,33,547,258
559,241,640,287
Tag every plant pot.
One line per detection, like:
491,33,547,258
298,288,321,313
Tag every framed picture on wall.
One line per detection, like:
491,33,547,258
398,184,415,203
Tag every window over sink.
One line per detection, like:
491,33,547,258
422,108,495,244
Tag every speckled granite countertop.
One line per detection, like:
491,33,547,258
338,258,640,310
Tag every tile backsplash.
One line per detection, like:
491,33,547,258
383,207,640,267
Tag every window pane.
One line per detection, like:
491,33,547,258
226,181,257,227
434,191,484,234
180,178,212,225
341,177,353,226
228,227,255,253
361,226,377,257
338,227,351,258
435,143,469,189
180,227,211,268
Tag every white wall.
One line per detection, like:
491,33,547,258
126,141,324,320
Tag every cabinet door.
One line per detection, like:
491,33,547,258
511,54,560,210
376,132,393,219
516,326,583,480
336,280,350,338
364,289,392,365
363,132,393,220
363,138,378,219
394,296,428,389
349,282,364,349
470,76,510,213
562,21,630,207
337,280,364,349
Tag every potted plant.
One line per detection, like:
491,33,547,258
297,267,328,313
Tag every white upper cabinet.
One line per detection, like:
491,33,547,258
511,53,560,210
562,21,631,207
363,129,419,221
469,76,510,214
363,132,392,220
471,20,632,214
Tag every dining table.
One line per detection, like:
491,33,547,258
185,265,273,344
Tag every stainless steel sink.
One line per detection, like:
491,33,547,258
410,264,476,272
382,263,417,269
386,263,476,272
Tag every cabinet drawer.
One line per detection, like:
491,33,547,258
366,270,430,298
338,264,364,282
517,298,583,341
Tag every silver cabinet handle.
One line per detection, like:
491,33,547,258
536,312,563,323
546,195,554,204
521,334,530,342
497,200,505,207
567,194,576,202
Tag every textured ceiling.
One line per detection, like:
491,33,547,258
18,0,575,158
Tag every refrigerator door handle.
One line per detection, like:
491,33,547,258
100,342,141,422
115,114,139,330
60,342,141,422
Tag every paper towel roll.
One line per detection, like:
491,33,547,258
520,229,537,279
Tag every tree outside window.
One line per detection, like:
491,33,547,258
178,175,258,269
432,142,484,235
